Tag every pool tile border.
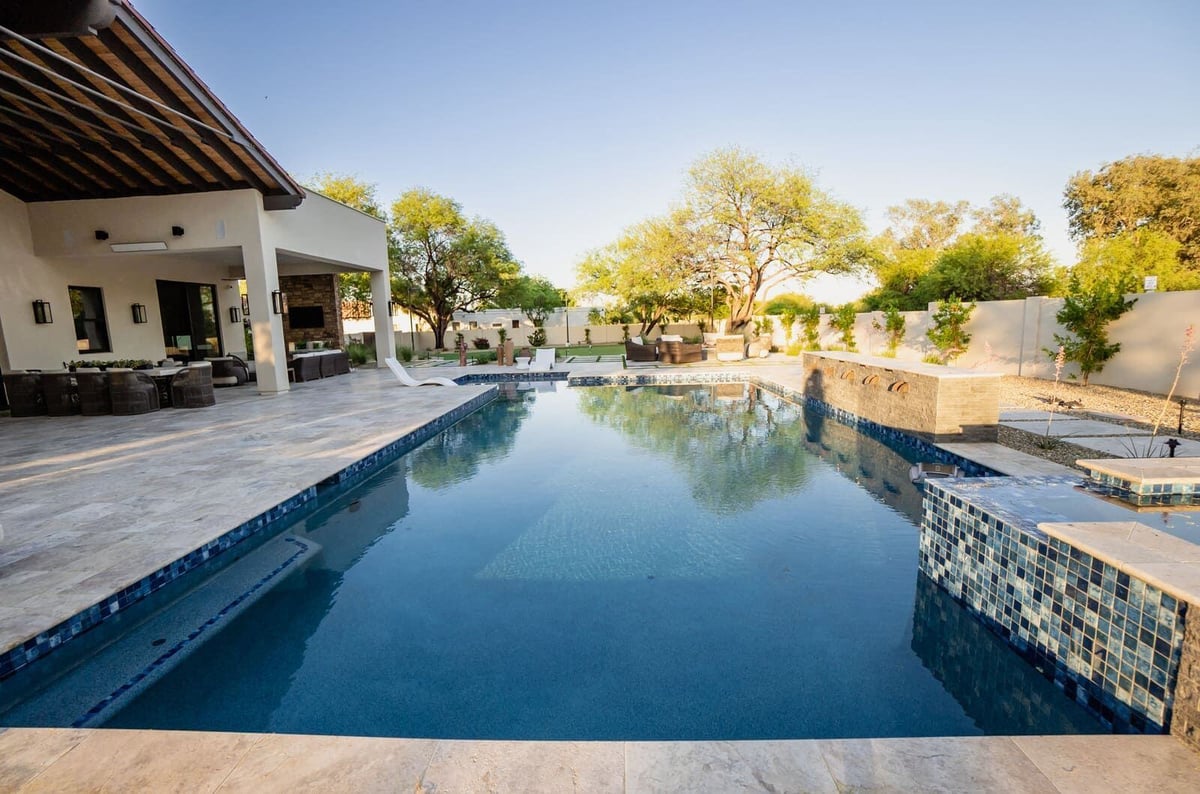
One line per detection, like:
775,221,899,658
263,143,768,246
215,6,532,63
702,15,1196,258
0,387,498,684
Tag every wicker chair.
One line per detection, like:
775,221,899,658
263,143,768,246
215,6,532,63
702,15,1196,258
75,370,112,415
170,362,216,408
657,341,704,364
109,370,160,415
290,355,322,382
41,371,79,416
624,340,658,362
319,352,337,378
332,350,351,375
3,371,46,417
208,355,249,387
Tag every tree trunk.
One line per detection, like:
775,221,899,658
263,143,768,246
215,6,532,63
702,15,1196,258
434,316,452,350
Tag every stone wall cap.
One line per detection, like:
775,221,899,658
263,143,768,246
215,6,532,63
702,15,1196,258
804,350,1002,379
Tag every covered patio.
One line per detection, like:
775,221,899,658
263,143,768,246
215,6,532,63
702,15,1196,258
0,0,394,402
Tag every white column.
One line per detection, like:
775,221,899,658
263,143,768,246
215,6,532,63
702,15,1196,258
370,269,396,365
242,241,290,393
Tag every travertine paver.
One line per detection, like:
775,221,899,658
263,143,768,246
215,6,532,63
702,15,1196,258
1064,435,1173,457
937,442,1078,476
1,729,1196,792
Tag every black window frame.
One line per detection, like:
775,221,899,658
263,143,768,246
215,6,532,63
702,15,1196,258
69,285,112,354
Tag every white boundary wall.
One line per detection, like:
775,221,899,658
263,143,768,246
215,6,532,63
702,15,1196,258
771,292,1200,396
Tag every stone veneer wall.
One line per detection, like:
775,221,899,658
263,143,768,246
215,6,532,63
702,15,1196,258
802,351,999,442
279,274,343,350
919,478,1190,736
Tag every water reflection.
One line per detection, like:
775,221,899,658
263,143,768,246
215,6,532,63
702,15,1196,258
910,573,1102,735
576,384,812,513
409,384,534,490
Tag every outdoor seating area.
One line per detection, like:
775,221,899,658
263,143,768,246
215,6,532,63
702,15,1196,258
288,349,352,383
2,361,218,417
624,335,705,363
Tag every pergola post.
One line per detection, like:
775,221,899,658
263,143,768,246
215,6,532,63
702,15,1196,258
243,241,290,393
370,269,396,365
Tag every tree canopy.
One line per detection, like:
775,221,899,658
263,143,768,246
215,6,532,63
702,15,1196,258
864,194,1054,309
390,188,521,348
684,148,872,331
499,274,563,326
1068,230,1198,294
1064,154,1200,271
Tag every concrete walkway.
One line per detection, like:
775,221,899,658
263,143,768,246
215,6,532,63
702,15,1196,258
999,409,1191,458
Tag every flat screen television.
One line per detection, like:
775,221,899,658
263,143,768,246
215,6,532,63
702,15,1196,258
288,305,325,329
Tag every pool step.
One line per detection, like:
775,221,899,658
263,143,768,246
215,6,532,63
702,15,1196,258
0,532,321,728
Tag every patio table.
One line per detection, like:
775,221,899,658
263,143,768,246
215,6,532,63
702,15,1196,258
140,367,183,406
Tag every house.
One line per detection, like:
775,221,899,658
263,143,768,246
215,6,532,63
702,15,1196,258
0,0,395,397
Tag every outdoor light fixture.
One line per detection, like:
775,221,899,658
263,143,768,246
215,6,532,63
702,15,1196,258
229,307,242,324
110,241,168,253
387,300,397,316
94,230,109,241
271,290,288,315
241,293,250,316
32,299,52,324
131,303,148,324
171,225,185,237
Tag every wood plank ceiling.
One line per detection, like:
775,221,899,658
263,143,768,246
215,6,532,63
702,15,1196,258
0,2,304,209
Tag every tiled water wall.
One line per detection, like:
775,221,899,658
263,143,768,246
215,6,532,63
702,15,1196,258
918,478,1193,737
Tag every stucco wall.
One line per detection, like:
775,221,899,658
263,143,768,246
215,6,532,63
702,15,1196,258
773,292,1200,396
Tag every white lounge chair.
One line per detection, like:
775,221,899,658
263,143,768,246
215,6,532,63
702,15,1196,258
528,348,556,371
384,357,459,387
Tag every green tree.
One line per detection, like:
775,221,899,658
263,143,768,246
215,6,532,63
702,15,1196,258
576,213,703,336
390,189,521,348
303,173,388,305
684,148,872,332
1051,273,1137,386
1068,230,1198,294
864,199,969,310
926,296,975,364
915,232,1055,303
971,193,1040,237
500,275,563,326
799,306,823,350
829,303,859,351
1065,154,1200,270
872,305,906,357
763,293,813,342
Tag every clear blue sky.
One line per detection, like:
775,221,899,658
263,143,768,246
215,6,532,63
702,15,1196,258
134,0,1199,298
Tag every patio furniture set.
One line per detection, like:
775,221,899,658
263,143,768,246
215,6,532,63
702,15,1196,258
624,335,706,364
0,356,252,417
288,349,351,382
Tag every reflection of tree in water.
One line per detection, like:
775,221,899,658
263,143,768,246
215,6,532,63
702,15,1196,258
576,384,811,513
409,385,534,490
910,573,1103,735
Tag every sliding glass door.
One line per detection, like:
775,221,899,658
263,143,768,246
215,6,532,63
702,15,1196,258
156,280,222,361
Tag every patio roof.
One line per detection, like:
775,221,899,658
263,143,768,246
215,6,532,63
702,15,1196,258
0,0,304,209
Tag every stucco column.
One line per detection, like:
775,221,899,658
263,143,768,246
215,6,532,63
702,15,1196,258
370,269,396,365
242,242,289,393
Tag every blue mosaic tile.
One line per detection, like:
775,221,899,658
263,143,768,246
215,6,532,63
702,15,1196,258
919,477,1189,734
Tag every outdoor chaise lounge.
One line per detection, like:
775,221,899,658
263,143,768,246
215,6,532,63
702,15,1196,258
384,357,459,387
528,348,556,371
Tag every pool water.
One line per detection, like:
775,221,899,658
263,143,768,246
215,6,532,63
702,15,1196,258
101,383,1101,739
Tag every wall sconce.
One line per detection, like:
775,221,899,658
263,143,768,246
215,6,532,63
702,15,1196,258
32,299,53,324
94,230,109,241
131,303,148,324
229,307,242,324
271,290,288,315
171,225,185,237
240,293,250,316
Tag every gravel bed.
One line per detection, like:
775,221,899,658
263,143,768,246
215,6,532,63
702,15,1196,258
996,375,1198,470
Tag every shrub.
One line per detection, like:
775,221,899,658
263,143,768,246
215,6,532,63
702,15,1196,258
1049,274,1136,386
829,304,858,351
471,350,496,363
926,295,975,364
398,346,414,362
583,328,592,346
454,332,465,350
800,307,822,350
345,342,373,366
528,327,547,347
472,337,491,349
872,305,906,357
497,328,508,345
621,324,630,342
785,342,803,357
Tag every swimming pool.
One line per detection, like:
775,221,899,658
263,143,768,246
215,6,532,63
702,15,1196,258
14,383,1103,739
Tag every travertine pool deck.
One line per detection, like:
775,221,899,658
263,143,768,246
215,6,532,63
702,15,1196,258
1,728,1197,792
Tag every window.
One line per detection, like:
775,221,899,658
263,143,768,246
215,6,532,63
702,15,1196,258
69,286,110,353
512,319,520,329
469,321,478,329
